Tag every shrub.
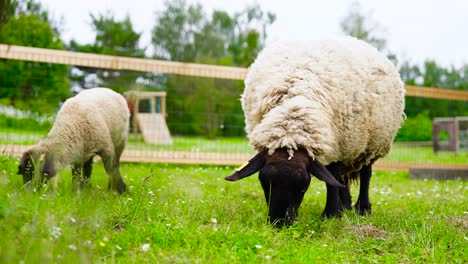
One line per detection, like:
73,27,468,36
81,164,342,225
395,111,432,142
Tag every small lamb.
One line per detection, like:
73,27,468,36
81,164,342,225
17,87,130,193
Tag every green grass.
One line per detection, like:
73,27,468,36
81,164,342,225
0,156,466,263
384,145,468,164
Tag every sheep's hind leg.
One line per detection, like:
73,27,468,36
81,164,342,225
102,145,127,194
355,164,372,215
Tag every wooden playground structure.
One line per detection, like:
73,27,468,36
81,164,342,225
432,116,468,154
124,91,173,145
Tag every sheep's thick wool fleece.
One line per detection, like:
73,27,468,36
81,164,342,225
242,36,405,170
35,88,129,171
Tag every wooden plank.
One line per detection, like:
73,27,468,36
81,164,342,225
409,168,468,180
405,85,468,101
2,144,467,171
0,44,248,80
1,44,468,101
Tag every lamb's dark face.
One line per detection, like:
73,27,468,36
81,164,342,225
225,148,345,227
17,151,56,185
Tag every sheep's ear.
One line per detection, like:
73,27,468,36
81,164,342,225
225,150,267,181
307,158,345,188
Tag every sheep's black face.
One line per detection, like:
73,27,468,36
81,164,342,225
224,148,345,227
17,151,56,185
259,157,311,226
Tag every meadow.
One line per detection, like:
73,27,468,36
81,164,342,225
0,154,466,263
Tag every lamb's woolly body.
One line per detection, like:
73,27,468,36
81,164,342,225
28,88,129,172
242,36,405,175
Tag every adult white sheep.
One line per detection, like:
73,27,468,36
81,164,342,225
17,87,130,193
225,36,405,226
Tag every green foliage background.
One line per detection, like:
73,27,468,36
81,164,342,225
0,0,466,141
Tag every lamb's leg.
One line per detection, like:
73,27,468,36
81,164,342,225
83,158,93,181
355,164,372,215
102,144,127,194
71,165,82,191
71,158,93,191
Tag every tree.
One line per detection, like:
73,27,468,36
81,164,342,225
151,0,275,137
340,1,387,51
400,60,468,118
0,14,70,113
0,0,17,30
69,12,146,93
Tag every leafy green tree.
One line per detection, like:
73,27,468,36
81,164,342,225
400,60,468,119
0,0,17,29
69,12,145,93
0,14,70,113
340,1,387,51
152,0,275,137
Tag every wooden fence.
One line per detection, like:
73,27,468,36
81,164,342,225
1,44,467,171
1,44,468,101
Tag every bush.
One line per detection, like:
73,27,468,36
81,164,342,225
395,111,432,142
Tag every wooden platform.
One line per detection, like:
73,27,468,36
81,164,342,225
409,168,468,180
137,113,173,145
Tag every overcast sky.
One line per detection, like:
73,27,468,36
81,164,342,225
39,0,468,67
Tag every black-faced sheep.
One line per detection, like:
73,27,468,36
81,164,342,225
225,36,405,226
17,87,130,193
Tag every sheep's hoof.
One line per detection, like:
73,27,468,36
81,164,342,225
321,208,343,219
355,200,371,216
109,181,127,194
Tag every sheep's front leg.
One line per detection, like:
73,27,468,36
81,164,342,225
355,165,372,215
339,185,352,210
322,163,350,217
71,158,93,191
321,184,343,218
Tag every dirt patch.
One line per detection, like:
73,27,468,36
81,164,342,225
446,215,468,230
346,223,387,242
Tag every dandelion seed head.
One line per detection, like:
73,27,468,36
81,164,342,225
141,243,150,252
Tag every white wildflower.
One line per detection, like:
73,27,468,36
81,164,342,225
49,226,62,240
211,218,218,224
265,255,271,260
148,190,154,196
70,217,76,223
68,244,77,251
141,243,150,252
255,245,262,249
116,245,122,250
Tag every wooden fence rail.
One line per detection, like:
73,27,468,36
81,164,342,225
1,44,468,101
2,144,467,172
